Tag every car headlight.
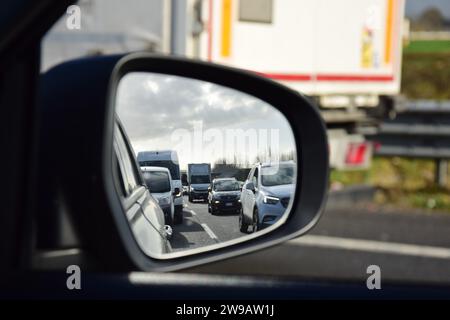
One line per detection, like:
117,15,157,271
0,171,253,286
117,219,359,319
263,195,280,205
190,187,195,191
158,197,170,206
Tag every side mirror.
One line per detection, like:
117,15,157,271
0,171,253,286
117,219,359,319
173,188,181,196
246,182,256,193
164,225,173,240
41,52,328,272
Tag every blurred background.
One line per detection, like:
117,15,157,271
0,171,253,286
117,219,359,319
42,0,450,283
331,0,450,212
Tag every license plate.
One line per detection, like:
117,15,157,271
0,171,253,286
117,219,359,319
225,202,233,207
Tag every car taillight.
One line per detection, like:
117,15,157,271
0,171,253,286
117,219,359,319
345,142,368,165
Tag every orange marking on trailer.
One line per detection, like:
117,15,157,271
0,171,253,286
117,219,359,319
221,0,232,57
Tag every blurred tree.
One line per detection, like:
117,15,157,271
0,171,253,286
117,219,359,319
411,7,448,31
401,52,450,100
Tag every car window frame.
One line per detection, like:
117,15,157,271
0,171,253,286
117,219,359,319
252,167,259,190
113,150,127,197
246,167,255,186
114,125,140,195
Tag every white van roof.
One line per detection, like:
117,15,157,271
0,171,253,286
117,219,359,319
137,150,179,163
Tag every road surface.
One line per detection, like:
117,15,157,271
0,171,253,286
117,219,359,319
180,198,450,285
170,196,243,252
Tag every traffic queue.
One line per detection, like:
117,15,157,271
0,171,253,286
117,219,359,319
136,149,295,235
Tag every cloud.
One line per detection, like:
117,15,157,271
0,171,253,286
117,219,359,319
115,72,296,168
116,72,274,142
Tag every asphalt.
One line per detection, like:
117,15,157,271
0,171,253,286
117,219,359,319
170,196,243,252
176,196,450,285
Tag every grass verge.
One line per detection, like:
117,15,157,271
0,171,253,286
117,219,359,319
330,157,450,211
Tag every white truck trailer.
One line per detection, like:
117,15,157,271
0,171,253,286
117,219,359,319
189,0,405,170
43,0,405,170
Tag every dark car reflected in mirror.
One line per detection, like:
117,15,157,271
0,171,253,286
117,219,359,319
115,72,298,258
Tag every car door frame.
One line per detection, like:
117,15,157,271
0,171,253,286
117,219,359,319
114,122,169,256
0,0,76,274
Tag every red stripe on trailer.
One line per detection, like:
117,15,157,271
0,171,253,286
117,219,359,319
316,74,394,82
261,73,394,82
260,73,312,81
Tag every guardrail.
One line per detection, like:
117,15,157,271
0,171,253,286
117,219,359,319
363,100,450,186
409,31,450,41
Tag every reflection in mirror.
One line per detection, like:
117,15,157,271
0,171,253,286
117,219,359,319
115,72,297,257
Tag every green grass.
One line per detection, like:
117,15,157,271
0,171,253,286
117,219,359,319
401,52,450,100
330,158,450,211
330,45,450,211
330,158,438,190
404,40,450,54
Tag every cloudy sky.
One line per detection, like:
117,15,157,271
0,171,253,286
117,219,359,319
406,0,450,19
116,72,296,170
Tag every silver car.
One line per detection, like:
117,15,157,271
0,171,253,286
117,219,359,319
239,162,295,233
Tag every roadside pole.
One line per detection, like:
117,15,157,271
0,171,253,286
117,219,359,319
170,0,187,55
435,159,449,188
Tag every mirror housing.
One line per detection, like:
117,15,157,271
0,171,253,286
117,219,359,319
173,188,181,197
246,182,256,193
39,53,328,272
164,225,173,240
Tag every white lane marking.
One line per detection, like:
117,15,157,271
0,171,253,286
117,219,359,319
201,223,219,242
187,206,218,242
290,235,450,260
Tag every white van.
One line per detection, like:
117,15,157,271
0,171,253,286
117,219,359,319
137,150,183,224
141,166,175,226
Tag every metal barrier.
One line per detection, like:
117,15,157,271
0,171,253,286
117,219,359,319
363,100,450,187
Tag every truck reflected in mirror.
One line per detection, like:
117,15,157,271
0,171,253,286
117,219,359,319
115,72,298,257
188,163,211,202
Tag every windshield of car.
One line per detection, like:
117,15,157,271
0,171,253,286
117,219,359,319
214,180,240,191
191,175,210,184
139,160,180,180
142,171,171,193
261,165,295,186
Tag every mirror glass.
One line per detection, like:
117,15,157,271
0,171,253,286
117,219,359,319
115,72,297,257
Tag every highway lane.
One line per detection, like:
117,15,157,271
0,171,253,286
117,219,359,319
168,194,450,285
169,207,217,252
186,198,243,243
186,202,450,285
170,196,244,252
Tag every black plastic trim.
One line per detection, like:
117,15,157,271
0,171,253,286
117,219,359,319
104,53,329,271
